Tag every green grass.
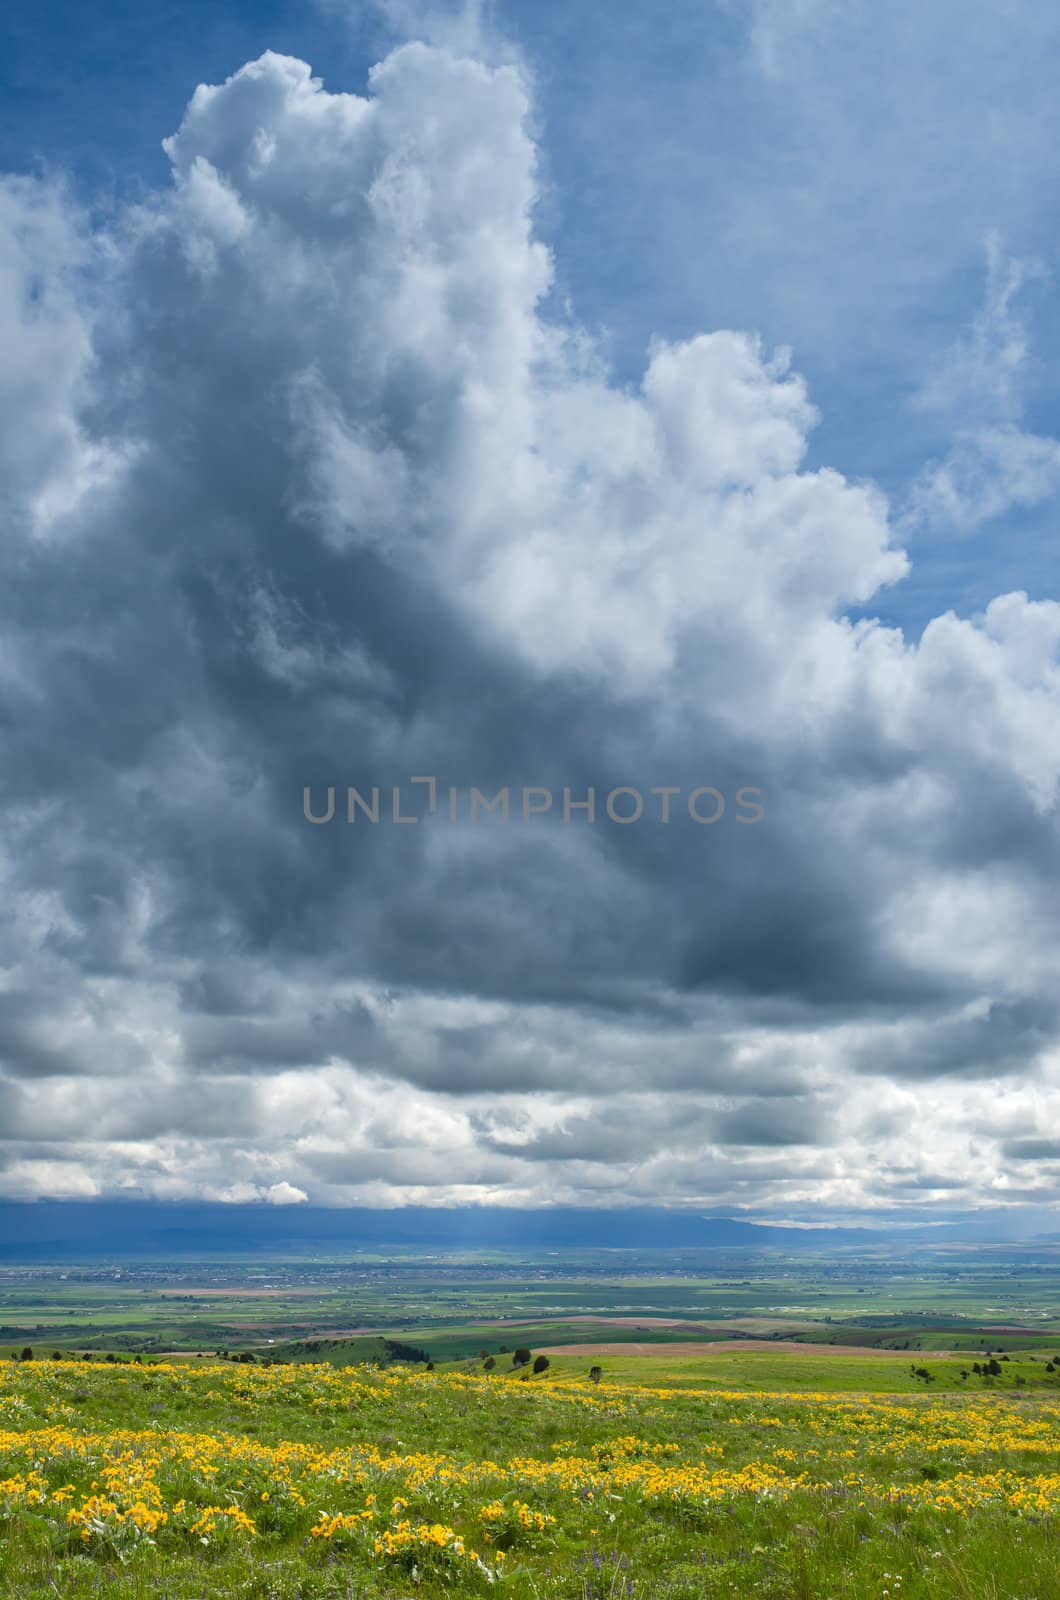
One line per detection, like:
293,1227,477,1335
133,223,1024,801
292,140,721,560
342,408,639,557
510,1346,1060,1392
3,1351,1060,1598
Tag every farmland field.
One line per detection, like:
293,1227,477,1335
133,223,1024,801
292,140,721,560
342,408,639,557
4,1238,1060,1363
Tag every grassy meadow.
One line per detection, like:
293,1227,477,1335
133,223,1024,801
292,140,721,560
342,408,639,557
3,1349,1060,1599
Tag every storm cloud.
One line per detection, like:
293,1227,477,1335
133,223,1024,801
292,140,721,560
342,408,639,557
1,36,1060,1220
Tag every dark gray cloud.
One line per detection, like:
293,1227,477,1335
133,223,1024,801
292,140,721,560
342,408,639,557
1002,1139,1060,1163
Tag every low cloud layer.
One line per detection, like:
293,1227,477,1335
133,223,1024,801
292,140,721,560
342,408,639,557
1,39,1060,1219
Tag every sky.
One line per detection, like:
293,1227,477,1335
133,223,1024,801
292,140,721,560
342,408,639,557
1,0,1060,1224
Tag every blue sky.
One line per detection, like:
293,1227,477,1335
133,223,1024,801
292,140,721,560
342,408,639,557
2,1,1060,1219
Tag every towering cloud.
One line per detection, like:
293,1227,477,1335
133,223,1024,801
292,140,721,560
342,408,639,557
1,42,1058,1219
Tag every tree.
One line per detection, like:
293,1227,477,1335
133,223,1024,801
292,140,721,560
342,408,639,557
19,1347,32,1362
513,1348,532,1368
589,1365,603,1385
483,1356,496,1372
533,1355,550,1374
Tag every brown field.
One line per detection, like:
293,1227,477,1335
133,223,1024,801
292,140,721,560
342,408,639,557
534,1338,958,1358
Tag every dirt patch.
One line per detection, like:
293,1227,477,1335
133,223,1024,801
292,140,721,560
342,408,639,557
535,1339,959,1359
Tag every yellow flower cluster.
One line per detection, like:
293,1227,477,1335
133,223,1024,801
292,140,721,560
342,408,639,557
373,1517,466,1555
855,1469,1060,1516
311,1507,376,1540
189,1504,257,1538
478,1496,556,1532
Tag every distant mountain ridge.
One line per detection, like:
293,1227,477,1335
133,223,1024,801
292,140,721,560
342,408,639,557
0,1200,1045,1259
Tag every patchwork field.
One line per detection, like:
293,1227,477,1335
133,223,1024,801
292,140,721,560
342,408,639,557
2,1351,1060,1598
5,1243,1060,1364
